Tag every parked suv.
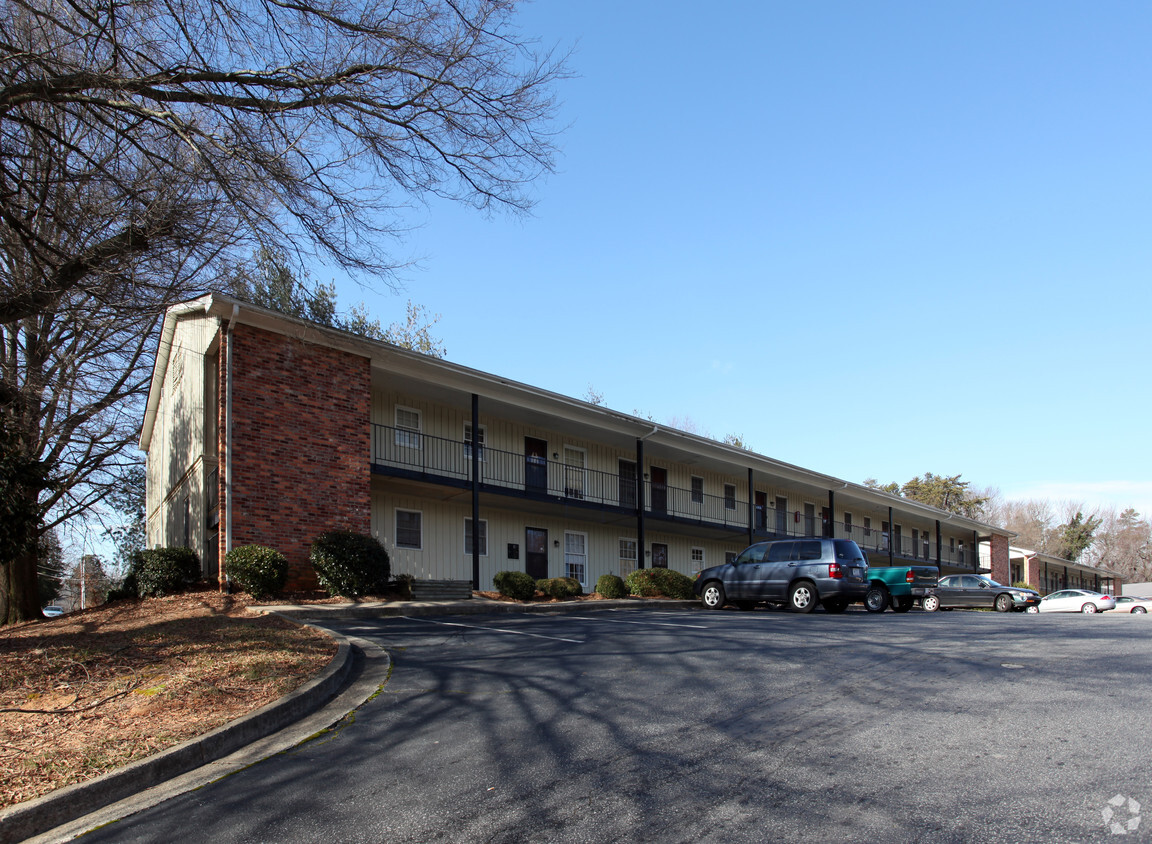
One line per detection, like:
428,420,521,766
694,538,870,613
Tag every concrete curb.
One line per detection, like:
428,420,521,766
0,623,354,844
251,596,700,621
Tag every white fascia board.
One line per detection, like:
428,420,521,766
138,295,218,451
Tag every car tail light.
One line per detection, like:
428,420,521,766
828,563,843,579
906,571,915,583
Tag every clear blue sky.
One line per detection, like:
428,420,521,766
332,0,1152,520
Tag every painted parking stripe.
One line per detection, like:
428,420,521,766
566,615,710,629
407,616,584,643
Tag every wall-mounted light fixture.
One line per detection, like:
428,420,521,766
643,473,650,480
553,539,560,548
552,452,559,459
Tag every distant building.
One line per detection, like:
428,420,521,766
141,294,1018,593
1008,546,1121,595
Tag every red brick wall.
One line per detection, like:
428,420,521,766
219,324,370,590
989,534,1010,585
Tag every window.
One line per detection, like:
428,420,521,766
565,532,587,584
775,496,787,533
564,446,586,499
724,484,736,510
464,518,487,556
725,551,738,564
691,547,704,564
394,407,422,449
618,461,637,509
863,516,872,538
912,529,920,559
464,423,486,461
396,509,422,549
881,521,890,551
843,512,853,537
691,476,704,505
619,538,637,577
922,532,930,558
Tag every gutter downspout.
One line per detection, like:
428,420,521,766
224,304,239,586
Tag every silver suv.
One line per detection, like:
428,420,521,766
693,538,870,613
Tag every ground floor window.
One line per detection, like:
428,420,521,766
464,518,488,556
691,547,704,565
565,532,587,584
396,509,422,549
619,538,637,578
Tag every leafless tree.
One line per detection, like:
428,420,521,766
0,0,565,322
0,0,565,622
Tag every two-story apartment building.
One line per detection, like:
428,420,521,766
140,294,1017,594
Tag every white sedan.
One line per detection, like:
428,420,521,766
1107,596,1152,614
1034,589,1117,614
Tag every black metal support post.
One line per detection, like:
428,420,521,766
748,468,754,547
471,393,480,590
888,506,895,567
636,438,646,569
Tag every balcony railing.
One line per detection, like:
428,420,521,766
370,424,971,563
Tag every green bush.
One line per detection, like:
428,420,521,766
310,531,391,598
106,551,142,601
391,573,415,599
536,577,583,599
226,545,288,599
596,573,628,599
625,567,695,600
493,570,536,601
136,547,201,598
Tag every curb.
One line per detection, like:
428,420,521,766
0,623,354,844
251,596,700,621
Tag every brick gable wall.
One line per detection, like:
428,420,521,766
218,324,370,590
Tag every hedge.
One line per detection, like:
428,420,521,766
310,531,391,598
226,545,288,599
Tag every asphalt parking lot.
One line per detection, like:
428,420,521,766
81,607,1152,843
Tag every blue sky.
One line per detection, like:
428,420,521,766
331,1,1152,519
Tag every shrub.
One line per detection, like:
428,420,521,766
226,545,288,599
493,570,536,601
310,531,391,598
106,551,142,601
391,573,415,600
596,573,628,599
625,567,695,600
537,577,583,599
136,547,201,598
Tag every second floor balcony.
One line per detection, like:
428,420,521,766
370,423,972,567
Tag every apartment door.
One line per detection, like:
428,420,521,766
525,437,548,495
525,527,549,580
822,507,833,538
650,466,667,514
803,503,816,537
652,543,669,568
755,491,767,530
775,496,788,535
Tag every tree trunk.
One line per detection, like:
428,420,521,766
1,548,42,624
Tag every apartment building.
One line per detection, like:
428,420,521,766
140,294,1017,593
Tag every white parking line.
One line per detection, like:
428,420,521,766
407,617,584,643
566,615,710,629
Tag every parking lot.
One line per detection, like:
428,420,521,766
87,607,1152,843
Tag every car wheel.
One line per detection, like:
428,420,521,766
822,598,848,614
1081,603,1097,614
892,596,913,613
1134,606,1147,614
864,586,890,613
789,582,817,613
995,594,1014,613
1025,605,1039,614
701,582,726,610
921,594,940,612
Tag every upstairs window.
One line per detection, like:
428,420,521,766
395,407,422,449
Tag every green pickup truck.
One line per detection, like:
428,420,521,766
863,562,938,612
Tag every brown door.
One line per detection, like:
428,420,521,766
755,491,767,530
525,437,548,495
650,466,667,514
652,543,668,568
525,528,548,579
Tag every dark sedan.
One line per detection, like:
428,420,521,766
922,575,1040,613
